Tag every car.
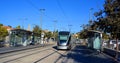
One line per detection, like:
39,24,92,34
0,41,5,47
109,40,120,49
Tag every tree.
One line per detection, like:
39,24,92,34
78,30,88,39
92,0,120,59
0,25,8,41
104,0,120,59
53,30,58,41
33,25,41,35
0,24,3,26
16,25,21,29
44,31,53,39
102,33,109,39
55,30,58,40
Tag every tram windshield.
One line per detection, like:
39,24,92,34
60,35,68,43
59,35,68,40
59,35,68,42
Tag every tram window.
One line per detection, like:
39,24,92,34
59,35,68,40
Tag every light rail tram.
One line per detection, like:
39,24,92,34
57,31,71,50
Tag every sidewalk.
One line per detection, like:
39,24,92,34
103,47,120,62
86,46,120,63
0,42,55,54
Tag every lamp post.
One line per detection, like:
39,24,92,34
53,20,57,32
40,9,45,45
68,24,72,32
19,18,27,29
40,9,45,31
53,20,57,41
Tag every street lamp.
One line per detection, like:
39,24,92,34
68,24,72,32
40,9,45,30
53,20,57,41
53,20,57,32
19,18,27,29
40,9,45,45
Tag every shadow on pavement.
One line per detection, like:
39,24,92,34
63,45,116,63
52,46,69,51
52,46,57,50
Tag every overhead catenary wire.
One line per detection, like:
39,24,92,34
25,0,55,20
56,0,68,19
56,0,72,32
26,0,71,32
25,0,40,13
26,0,68,21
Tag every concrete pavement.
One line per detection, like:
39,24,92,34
0,42,55,54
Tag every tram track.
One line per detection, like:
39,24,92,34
0,44,52,54
33,49,69,63
53,50,69,63
34,50,58,63
3,48,52,63
0,44,52,59
1,45,73,63
0,45,55,63
35,46,75,63
54,46,75,63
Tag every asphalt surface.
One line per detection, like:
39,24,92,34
62,45,116,63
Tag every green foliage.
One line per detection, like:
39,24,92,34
91,0,120,38
78,30,88,39
0,26,8,40
53,30,58,40
44,31,53,38
102,33,109,39
16,25,21,29
33,25,41,35
0,24,3,26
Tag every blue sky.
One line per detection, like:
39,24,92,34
0,0,104,33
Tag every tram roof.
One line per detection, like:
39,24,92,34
59,31,70,33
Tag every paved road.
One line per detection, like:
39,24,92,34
62,45,115,63
0,44,116,63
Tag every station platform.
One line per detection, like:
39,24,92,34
0,42,55,54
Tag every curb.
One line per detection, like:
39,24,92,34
101,52,120,63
